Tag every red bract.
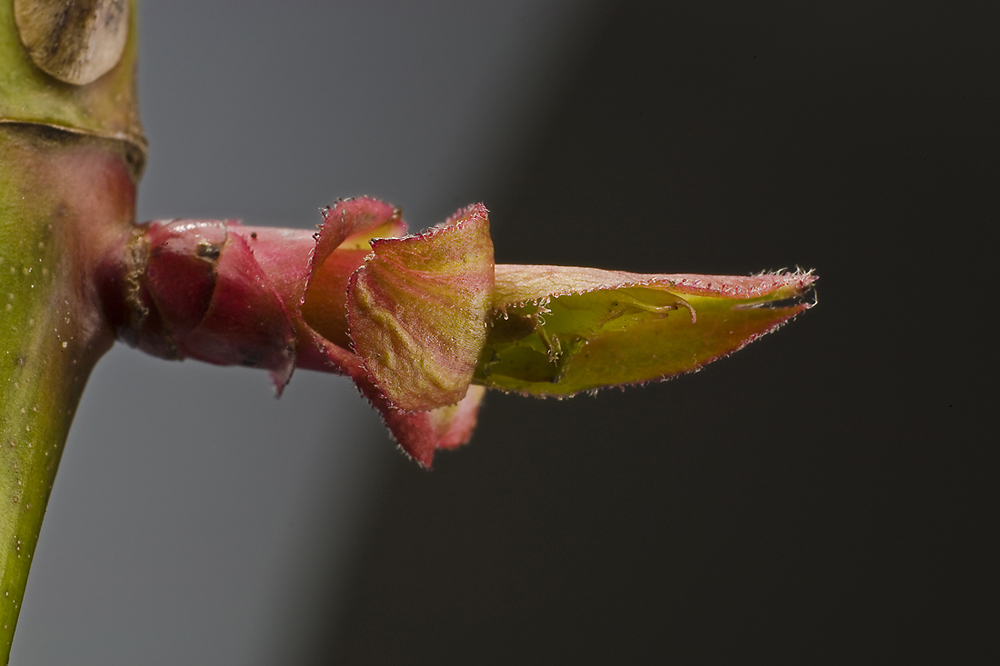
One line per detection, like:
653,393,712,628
97,197,816,467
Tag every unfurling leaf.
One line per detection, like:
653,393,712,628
347,204,494,412
99,197,817,467
476,265,815,396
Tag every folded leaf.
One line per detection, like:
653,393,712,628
299,197,407,357
475,265,815,396
347,204,494,412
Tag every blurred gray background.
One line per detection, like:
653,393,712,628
14,1,606,663
12,1,995,664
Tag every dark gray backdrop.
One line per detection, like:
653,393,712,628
13,1,994,664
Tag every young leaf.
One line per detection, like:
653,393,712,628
347,204,494,412
476,265,816,396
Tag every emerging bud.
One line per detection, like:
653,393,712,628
97,197,816,467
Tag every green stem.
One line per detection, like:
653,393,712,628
0,124,136,663
0,1,142,659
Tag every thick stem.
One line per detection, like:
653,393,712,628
0,126,136,661
0,0,142,658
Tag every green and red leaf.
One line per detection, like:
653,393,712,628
347,203,494,412
476,265,816,396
